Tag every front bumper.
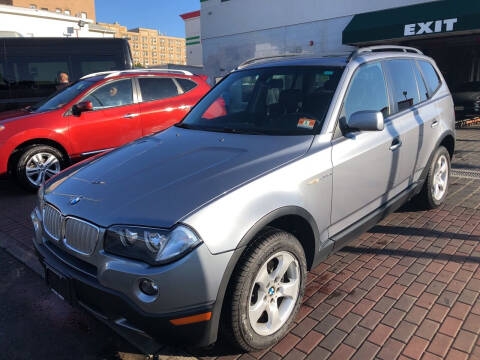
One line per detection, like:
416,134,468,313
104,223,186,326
31,208,233,347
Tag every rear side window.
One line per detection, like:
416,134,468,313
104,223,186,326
177,78,197,93
342,62,390,121
383,59,420,113
139,77,179,102
418,60,441,96
413,63,428,102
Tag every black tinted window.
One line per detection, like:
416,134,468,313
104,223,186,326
0,61,7,88
413,62,428,102
343,62,389,121
384,59,420,112
177,78,197,93
80,59,117,77
418,60,441,95
84,79,133,110
6,56,69,92
139,77,179,102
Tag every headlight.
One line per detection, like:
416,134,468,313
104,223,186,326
104,224,202,265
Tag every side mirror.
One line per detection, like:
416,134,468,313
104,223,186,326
347,110,384,132
72,100,93,116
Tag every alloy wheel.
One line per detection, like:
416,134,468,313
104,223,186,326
248,251,300,336
432,154,448,201
25,152,61,186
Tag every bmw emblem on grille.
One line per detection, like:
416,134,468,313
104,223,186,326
70,196,82,205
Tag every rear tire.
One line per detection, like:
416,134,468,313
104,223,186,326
225,228,307,352
415,146,450,209
15,145,65,192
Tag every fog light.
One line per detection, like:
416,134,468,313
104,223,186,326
139,278,159,296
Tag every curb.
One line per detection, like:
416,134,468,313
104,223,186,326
0,231,44,278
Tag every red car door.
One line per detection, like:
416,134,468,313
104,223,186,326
67,78,142,156
136,76,192,136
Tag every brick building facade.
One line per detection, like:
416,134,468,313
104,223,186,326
0,0,95,20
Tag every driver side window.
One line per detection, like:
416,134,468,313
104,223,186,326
336,62,389,138
342,62,389,123
84,79,134,110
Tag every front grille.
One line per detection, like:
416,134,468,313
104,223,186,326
43,204,62,241
64,218,99,256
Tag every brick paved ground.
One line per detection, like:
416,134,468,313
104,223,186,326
1,127,480,360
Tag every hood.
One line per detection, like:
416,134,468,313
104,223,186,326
45,127,313,228
0,108,32,122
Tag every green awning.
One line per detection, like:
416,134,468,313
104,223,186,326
343,0,480,45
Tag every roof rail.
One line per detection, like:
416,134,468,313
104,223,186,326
104,69,194,78
237,54,301,69
349,45,423,61
80,71,117,79
81,68,194,80
138,68,194,76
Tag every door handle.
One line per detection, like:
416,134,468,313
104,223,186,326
124,113,139,119
431,120,439,128
390,138,403,151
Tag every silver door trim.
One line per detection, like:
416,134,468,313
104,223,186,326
80,148,114,156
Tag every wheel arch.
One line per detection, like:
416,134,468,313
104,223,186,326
439,132,455,159
208,207,320,345
8,138,70,173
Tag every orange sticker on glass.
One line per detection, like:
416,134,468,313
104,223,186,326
297,118,316,129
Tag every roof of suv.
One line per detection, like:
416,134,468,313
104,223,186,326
239,46,431,71
80,69,200,81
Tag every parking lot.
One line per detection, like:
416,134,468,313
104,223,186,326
1,126,480,360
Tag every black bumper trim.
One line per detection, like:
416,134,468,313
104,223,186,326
34,241,218,347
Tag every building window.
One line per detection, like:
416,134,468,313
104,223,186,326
142,36,147,42
55,8,61,13
81,12,87,19
64,9,71,15
41,7,47,11
29,4,37,9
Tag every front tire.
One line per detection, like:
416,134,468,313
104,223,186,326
416,146,451,209
15,145,65,192
226,228,307,352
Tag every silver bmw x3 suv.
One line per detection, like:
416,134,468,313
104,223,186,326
32,46,455,351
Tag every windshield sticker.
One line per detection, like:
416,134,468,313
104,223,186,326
298,118,316,129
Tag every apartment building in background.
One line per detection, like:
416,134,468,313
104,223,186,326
98,22,186,66
0,0,95,20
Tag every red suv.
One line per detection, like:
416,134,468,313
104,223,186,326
0,69,211,191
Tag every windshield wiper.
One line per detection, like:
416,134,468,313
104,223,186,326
174,123,200,130
175,123,267,135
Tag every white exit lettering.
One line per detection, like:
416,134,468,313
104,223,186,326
404,18,458,36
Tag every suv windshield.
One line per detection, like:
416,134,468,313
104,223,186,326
30,79,96,113
178,66,344,135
